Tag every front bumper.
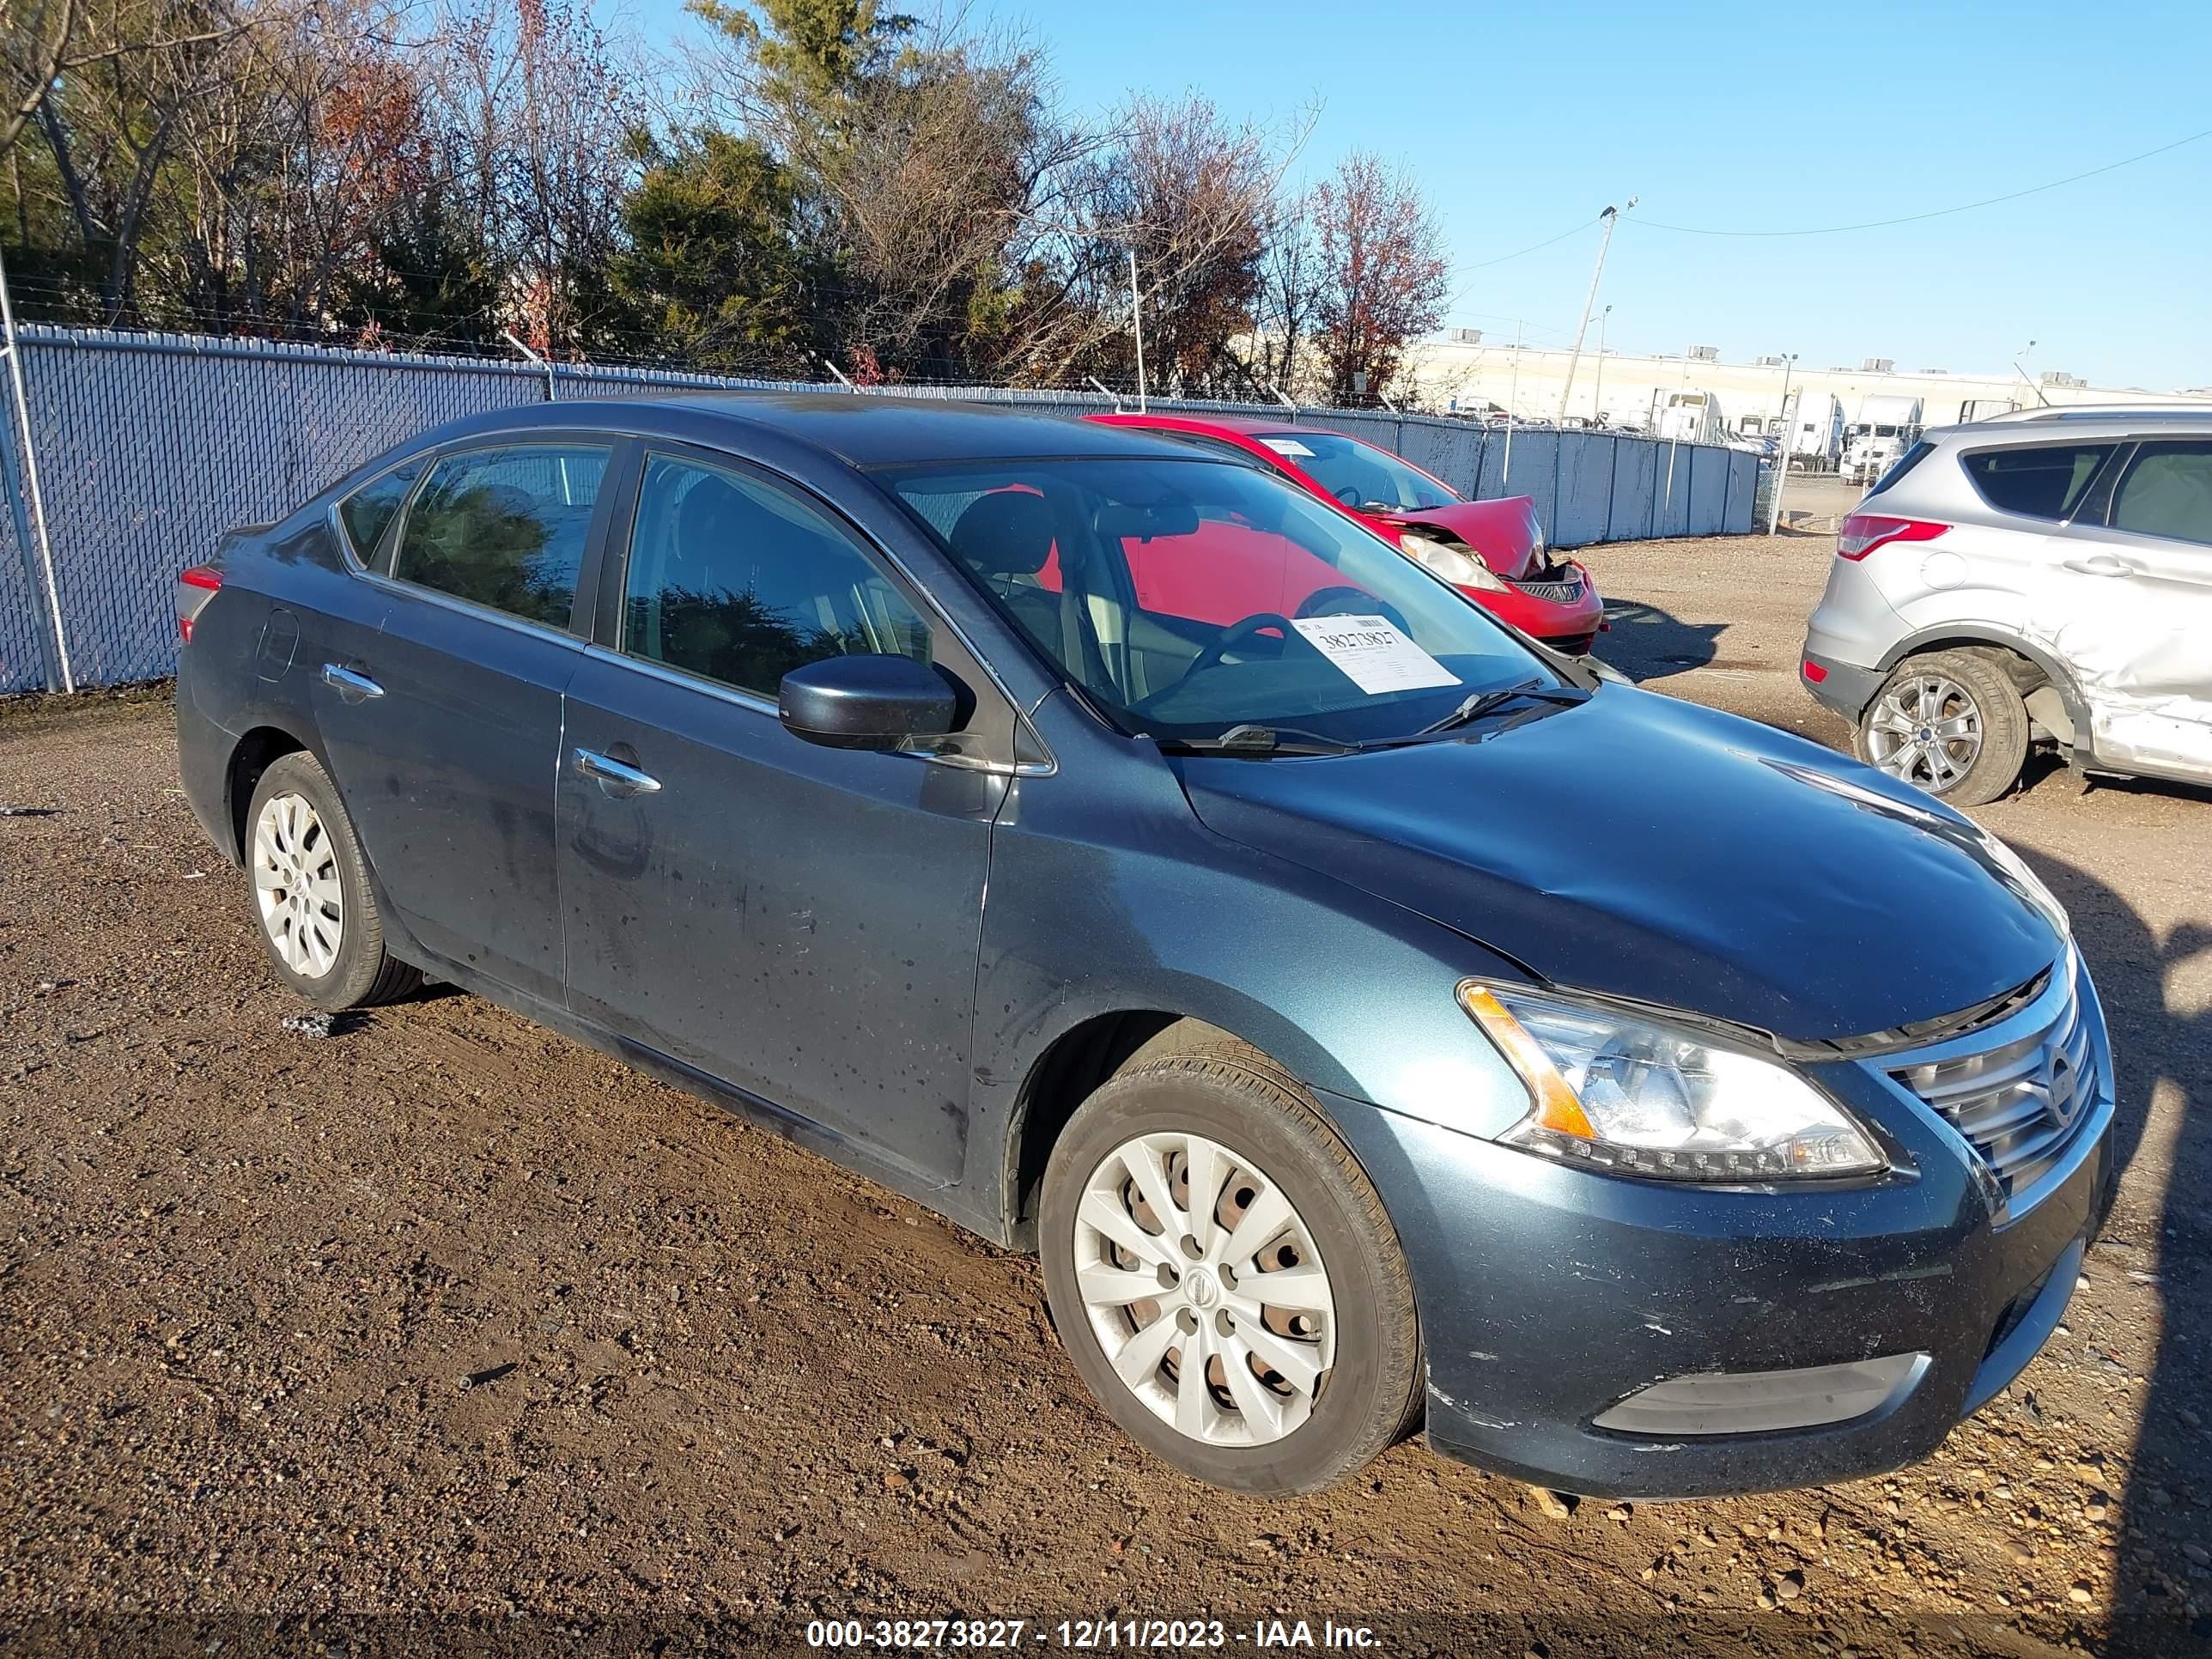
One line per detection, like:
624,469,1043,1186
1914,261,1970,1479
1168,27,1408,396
1322,961,2116,1500
1464,560,1605,652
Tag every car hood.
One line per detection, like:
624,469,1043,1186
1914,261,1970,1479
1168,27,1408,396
1178,687,2060,1043
1376,495,1540,578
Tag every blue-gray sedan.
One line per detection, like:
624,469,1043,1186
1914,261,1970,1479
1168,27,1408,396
173,395,2113,1498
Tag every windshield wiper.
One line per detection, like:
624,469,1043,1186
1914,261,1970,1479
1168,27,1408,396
1151,722,1362,758
1404,679,1592,739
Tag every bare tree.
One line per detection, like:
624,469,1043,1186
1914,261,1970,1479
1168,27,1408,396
1023,92,1308,396
1308,150,1448,405
425,0,643,354
0,0,269,159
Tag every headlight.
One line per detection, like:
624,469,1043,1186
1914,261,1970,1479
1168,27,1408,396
1459,983,1886,1182
1401,532,1506,592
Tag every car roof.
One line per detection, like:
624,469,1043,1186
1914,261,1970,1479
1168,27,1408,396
442,391,1196,467
1092,410,1339,441
1932,404,2212,443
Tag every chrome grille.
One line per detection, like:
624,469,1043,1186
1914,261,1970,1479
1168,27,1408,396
1509,575,1586,603
1893,974,2095,1204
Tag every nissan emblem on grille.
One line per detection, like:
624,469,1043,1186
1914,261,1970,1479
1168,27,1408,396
1891,972,2096,1212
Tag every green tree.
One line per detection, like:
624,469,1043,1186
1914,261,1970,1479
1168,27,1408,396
610,127,819,374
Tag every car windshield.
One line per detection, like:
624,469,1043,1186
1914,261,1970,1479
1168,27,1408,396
888,457,1553,744
1252,430,1459,513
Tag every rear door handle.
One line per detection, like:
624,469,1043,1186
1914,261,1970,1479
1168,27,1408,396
320,662,384,701
574,747,662,798
2062,554,2132,577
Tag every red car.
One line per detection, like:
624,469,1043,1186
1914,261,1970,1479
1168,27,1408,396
1088,412,1605,653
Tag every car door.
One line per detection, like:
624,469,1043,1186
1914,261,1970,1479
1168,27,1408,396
313,437,615,1005
556,446,1009,1184
2043,438,2212,779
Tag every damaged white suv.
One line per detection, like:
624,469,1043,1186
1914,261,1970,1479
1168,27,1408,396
1801,407,2212,804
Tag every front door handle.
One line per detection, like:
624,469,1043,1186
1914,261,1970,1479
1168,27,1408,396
320,662,384,702
574,747,662,798
2062,553,2131,577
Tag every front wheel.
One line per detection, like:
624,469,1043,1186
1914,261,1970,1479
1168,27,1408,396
1854,649,2030,806
1037,1044,1422,1493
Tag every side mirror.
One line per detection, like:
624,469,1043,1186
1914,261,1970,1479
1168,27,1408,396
778,654,959,751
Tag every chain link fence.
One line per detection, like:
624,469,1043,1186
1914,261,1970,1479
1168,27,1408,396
0,326,1757,694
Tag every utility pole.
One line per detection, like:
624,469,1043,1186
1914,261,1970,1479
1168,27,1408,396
1128,247,1148,413
1503,321,1522,485
1590,305,1613,427
1767,352,1798,534
1555,198,1634,426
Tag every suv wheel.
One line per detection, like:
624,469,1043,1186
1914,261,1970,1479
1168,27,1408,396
1855,649,2030,806
1037,1043,1422,1493
245,751,422,1010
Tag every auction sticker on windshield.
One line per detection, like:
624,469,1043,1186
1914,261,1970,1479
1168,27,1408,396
1291,616,1462,695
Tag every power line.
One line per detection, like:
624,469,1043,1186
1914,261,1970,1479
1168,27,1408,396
1628,125,2212,238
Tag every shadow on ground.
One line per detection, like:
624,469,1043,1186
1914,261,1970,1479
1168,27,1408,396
2015,846,2212,1654
1595,599,1728,683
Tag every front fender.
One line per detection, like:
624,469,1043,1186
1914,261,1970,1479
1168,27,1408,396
958,731,1539,1237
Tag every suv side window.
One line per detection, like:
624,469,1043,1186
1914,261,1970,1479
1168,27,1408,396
393,444,611,629
2110,441,2212,547
337,459,422,563
1960,443,2117,522
622,453,930,699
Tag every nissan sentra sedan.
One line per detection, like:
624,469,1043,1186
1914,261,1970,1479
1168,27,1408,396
174,395,2113,1497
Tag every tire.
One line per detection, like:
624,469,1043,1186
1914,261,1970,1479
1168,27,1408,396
1854,648,2030,807
1037,1042,1423,1494
242,750,421,1010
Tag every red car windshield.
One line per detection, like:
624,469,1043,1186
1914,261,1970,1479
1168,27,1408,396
886,458,1547,744
1254,430,1459,514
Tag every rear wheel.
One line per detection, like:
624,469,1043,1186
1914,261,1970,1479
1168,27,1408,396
1037,1043,1422,1493
244,751,421,1010
1855,649,2029,806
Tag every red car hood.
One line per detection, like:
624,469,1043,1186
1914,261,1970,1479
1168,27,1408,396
1376,495,1540,579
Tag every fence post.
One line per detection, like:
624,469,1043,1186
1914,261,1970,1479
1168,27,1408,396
0,264,70,692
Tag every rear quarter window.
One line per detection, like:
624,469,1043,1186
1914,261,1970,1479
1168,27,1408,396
337,460,422,564
1868,441,1934,496
1960,443,2118,522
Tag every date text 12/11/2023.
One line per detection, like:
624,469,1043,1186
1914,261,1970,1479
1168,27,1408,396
804,1618,1382,1650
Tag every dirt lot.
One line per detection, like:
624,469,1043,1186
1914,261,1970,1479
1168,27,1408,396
4,532,2210,1657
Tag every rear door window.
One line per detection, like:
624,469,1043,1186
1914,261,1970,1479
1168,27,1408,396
393,444,611,629
2109,441,2212,547
1960,443,2118,522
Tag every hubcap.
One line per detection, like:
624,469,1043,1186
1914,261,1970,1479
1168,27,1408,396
1071,1131,1335,1446
1866,674,1984,793
252,793,343,978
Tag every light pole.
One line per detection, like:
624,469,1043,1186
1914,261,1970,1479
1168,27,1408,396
1556,198,1634,426
1589,304,1613,428
1128,247,1147,413
1766,352,1797,534
1503,320,1522,485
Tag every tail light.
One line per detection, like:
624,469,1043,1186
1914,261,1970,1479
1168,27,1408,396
177,564,222,642
1837,514,1949,562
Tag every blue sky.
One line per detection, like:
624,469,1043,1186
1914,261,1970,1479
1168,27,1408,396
627,0,2212,390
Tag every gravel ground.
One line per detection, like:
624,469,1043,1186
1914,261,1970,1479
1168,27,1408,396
3,532,2209,1657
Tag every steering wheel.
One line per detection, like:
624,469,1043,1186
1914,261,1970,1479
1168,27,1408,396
1182,611,1298,683
1296,586,1411,631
